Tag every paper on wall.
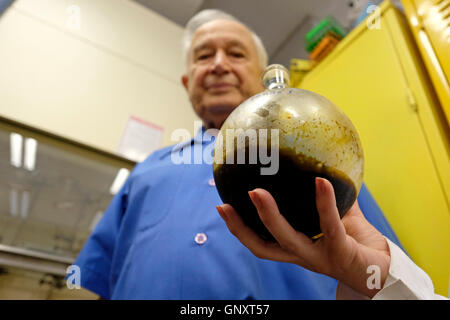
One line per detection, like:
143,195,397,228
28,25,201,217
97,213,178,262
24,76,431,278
117,116,164,162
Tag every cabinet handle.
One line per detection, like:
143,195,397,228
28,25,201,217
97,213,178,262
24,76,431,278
406,87,419,113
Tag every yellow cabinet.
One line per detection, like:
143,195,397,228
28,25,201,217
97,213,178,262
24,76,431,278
402,0,450,126
300,0,450,296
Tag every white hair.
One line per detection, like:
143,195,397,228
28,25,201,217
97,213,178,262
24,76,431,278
182,9,268,71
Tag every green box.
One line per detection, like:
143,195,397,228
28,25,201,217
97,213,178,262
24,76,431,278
305,16,348,53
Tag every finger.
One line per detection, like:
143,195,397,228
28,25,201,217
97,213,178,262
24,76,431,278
315,177,347,244
248,188,315,260
216,204,297,263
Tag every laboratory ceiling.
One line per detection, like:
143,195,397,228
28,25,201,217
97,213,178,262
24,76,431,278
133,0,352,62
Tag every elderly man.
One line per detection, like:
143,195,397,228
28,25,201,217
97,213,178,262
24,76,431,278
73,9,402,300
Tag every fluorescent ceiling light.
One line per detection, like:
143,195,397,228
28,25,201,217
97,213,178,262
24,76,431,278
21,191,30,219
9,189,18,217
10,133,23,168
109,168,130,195
24,138,37,171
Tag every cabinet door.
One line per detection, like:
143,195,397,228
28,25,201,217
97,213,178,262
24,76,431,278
300,6,450,296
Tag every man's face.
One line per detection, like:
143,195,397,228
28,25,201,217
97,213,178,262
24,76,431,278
182,20,264,129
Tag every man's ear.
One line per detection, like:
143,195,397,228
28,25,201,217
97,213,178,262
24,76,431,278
181,75,188,90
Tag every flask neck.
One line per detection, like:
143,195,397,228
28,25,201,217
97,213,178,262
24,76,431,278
262,64,290,90
266,79,288,90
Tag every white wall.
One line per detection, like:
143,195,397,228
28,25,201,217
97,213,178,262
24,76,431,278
0,0,199,154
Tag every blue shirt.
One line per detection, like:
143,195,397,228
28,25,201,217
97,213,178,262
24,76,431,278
73,127,402,299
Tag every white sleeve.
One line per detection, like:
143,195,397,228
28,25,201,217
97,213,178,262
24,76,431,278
372,237,448,300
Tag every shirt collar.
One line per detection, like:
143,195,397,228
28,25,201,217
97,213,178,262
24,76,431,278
158,125,216,160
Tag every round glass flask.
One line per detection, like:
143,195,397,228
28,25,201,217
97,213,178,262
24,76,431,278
213,64,364,240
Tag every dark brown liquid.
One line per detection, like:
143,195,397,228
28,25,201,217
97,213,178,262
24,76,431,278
213,146,356,240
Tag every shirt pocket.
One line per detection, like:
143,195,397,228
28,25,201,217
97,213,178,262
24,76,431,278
131,163,187,233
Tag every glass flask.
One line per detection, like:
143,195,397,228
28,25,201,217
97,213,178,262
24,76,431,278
213,64,364,240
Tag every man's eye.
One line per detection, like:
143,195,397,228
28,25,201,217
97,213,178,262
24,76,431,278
230,52,244,58
197,54,211,60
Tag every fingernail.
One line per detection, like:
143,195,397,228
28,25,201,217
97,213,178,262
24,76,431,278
216,205,227,220
315,177,325,193
248,190,262,208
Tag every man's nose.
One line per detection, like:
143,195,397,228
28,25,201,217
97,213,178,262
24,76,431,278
210,50,231,75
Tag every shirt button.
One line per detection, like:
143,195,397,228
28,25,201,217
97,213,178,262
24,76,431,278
194,233,207,245
208,178,215,186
